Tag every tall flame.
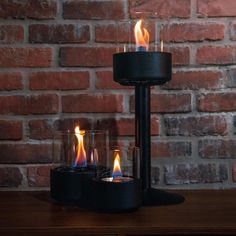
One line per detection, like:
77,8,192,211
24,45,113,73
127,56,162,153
74,126,87,167
112,151,122,179
134,19,149,51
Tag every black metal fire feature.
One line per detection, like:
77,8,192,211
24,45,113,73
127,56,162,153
113,51,184,206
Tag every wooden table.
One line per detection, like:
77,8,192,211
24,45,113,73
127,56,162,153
0,190,236,235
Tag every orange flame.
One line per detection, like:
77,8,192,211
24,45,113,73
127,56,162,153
112,151,122,178
74,126,87,167
134,19,149,51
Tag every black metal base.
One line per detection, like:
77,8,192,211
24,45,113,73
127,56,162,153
143,188,185,206
91,178,142,213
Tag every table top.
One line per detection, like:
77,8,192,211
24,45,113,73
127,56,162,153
1,189,236,235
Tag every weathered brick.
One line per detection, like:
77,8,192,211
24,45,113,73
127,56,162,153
96,117,159,136
164,115,227,136
0,72,23,90
171,47,190,65
29,71,90,90
0,48,52,68
0,25,24,43
0,144,52,163
63,0,125,20
197,93,236,112
130,93,192,113
0,120,22,140
27,165,50,187
151,167,160,185
197,46,236,65
162,22,224,42
129,0,191,18
164,163,228,185
199,139,236,159
0,0,57,19
163,70,224,90
197,0,236,17
152,141,192,158
96,71,132,90
0,94,59,115
230,21,236,40
29,120,55,140
62,94,124,113
60,47,116,67
0,167,23,187
226,68,236,87
29,24,89,44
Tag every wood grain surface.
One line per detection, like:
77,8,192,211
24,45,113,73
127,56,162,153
0,190,236,235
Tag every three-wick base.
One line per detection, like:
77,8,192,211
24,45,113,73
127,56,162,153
142,188,185,206
91,177,142,213
50,165,104,206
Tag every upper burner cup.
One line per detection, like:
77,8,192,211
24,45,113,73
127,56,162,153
113,13,172,86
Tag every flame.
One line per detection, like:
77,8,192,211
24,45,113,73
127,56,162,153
134,19,149,51
74,126,87,167
112,151,122,178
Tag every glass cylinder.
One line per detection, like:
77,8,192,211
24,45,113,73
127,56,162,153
115,13,170,53
52,129,109,169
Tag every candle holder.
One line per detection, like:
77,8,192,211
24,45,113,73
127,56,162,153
50,128,108,207
113,15,184,206
91,146,142,212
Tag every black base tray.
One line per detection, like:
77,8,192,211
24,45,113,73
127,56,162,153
143,188,185,206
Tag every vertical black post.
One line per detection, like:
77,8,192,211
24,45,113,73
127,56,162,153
135,85,151,191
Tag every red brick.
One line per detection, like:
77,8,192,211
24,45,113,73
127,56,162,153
0,48,52,68
27,165,50,187
0,167,23,187
151,94,192,113
0,144,52,163
29,24,89,44
97,117,159,136
95,22,155,43
0,94,59,115
58,118,93,132
197,93,236,112
199,139,236,159
130,93,192,113
29,71,90,90
0,120,22,140
0,25,24,43
63,0,125,20
232,164,236,182
0,0,57,19
162,23,224,42
152,141,191,158
29,120,55,140
62,94,124,113
164,163,228,184
230,21,236,40
163,70,224,90
171,47,190,65
165,115,227,136
197,0,236,17
129,0,191,18
60,47,115,67
96,71,133,90
197,46,236,65
0,72,23,90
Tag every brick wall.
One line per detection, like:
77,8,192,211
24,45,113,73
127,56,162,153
0,0,236,190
